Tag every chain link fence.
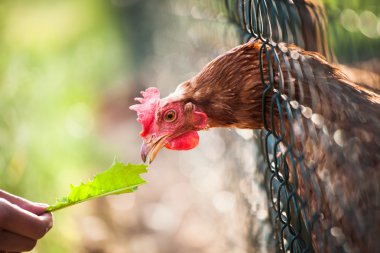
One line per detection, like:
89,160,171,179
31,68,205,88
225,1,380,253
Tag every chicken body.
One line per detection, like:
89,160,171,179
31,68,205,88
131,40,380,253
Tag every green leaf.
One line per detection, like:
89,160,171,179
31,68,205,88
46,160,148,212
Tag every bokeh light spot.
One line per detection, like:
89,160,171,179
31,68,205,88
340,9,359,32
359,11,379,38
212,190,236,213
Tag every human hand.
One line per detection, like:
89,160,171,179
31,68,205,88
0,190,53,252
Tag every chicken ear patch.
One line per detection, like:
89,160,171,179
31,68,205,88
129,87,161,137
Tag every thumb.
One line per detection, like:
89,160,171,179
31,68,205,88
0,190,48,215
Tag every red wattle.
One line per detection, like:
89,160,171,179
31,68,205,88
165,131,199,150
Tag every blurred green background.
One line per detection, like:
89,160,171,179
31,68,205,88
325,0,380,63
0,1,127,252
0,1,236,252
0,0,379,253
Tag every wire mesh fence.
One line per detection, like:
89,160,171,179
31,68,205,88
225,0,334,61
225,1,380,253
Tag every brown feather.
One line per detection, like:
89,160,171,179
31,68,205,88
171,40,380,253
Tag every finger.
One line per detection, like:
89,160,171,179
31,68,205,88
0,230,37,252
0,199,53,240
0,190,47,215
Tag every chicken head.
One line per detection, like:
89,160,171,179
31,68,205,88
130,87,208,163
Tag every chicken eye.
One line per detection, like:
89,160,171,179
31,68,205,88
164,110,177,122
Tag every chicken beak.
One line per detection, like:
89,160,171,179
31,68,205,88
140,135,169,164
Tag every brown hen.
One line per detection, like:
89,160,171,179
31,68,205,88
131,40,380,253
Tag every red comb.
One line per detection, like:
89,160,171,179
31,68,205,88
129,87,161,137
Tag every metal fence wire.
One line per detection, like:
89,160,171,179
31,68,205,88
224,1,379,253
224,2,317,252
